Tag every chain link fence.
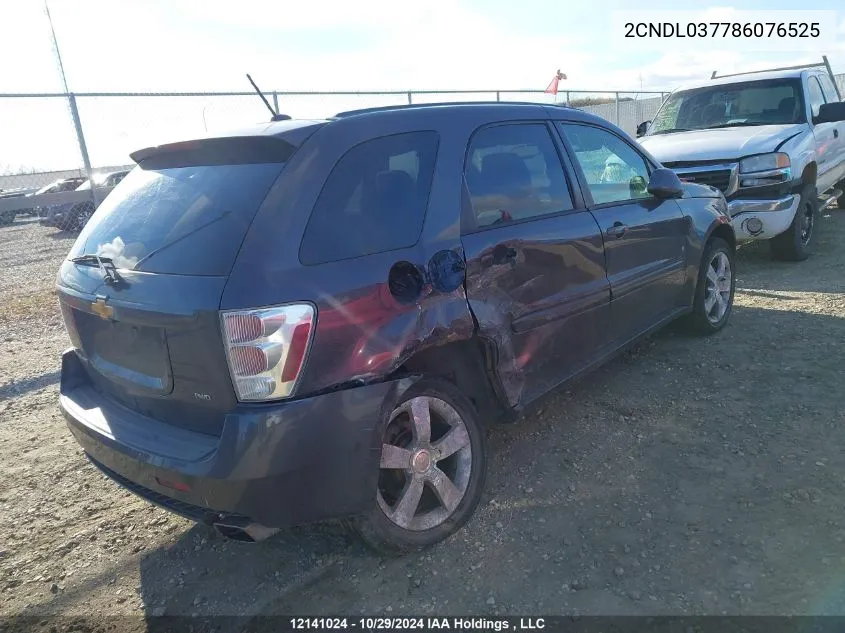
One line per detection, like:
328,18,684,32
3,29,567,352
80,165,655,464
1,74,844,203
0,88,665,193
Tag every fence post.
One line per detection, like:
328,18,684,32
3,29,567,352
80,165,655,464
272,91,280,114
407,91,413,105
565,91,570,106
67,93,98,207
615,92,620,126
496,91,500,102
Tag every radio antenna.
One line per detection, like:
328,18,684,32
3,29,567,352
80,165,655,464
246,73,290,121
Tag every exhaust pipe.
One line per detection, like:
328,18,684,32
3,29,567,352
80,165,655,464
212,517,280,543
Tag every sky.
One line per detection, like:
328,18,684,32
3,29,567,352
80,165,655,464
1,0,844,173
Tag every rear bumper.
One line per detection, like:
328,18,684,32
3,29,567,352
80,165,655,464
727,194,799,240
59,349,410,529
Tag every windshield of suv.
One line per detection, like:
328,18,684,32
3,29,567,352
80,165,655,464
70,163,285,275
648,78,805,134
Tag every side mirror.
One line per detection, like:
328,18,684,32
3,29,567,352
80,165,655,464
815,102,845,124
636,120,651,137
647,168,684,199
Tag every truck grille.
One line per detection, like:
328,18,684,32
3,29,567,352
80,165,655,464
675,169,731,192
663,162,737,194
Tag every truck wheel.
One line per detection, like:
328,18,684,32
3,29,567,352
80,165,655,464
836,179,845,210
64,203,95,232
0,211,14,226
770,184,818,262
348,378,488,555
684,237,735,336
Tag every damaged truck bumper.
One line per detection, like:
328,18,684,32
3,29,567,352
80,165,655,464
728,194,799,240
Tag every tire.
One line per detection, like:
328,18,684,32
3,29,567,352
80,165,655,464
684,237,736,336
836,179,845,210
770,184,818,262
348,378,488,555
63,202,95,232
0,211,14,226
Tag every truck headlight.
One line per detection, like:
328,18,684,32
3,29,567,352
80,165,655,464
740,153,790,173
739,153,791,187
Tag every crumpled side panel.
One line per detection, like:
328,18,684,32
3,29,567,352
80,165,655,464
296,264,477,396
463,273,524,408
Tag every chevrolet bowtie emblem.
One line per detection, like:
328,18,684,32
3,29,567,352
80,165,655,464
91,297,114,320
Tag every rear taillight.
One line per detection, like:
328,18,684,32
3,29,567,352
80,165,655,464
220,304,315,402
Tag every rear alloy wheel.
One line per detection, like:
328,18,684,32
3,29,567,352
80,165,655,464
0,211,14,226
349,380,487,554
771,184,818,261
685,237,735,335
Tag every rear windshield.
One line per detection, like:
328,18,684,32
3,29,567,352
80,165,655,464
70,163,284,275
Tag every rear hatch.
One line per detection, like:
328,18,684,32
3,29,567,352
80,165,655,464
57,126,323,436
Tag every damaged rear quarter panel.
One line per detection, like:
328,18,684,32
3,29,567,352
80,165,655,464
222,110,483,397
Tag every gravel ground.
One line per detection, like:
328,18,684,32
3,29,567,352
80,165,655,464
1,207,845,628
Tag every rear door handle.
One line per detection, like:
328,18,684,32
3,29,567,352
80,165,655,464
606,222,628,238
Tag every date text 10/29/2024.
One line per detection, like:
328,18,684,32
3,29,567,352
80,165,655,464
289,618,547,631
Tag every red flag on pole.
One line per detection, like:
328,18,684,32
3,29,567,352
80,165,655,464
545,69,567,95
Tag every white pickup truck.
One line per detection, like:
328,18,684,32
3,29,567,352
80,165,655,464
637,59,845,261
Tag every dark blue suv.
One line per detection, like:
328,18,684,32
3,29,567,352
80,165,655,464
57,102,736,553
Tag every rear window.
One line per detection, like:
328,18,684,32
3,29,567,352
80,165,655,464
70,163,284,275
299,131,439,265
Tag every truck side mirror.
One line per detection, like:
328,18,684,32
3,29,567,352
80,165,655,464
815,102,845,124
636,121,651,137
647,168,684,199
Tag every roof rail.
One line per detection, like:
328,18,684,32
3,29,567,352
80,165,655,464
332,100,567,118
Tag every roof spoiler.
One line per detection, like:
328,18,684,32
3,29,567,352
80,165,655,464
129,136,296,168
711,55,841,100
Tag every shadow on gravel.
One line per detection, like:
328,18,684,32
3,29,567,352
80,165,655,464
135,521,368,622
0,370,60,400
12,554,140,618
735,289,802,301
46,230,78,241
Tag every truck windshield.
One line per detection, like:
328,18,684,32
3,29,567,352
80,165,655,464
648,78,805,134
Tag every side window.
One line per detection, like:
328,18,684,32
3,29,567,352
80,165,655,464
558,123,652,205
464,123,573,229
818,75,840,104
300,132,438,265
808,77,825,118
